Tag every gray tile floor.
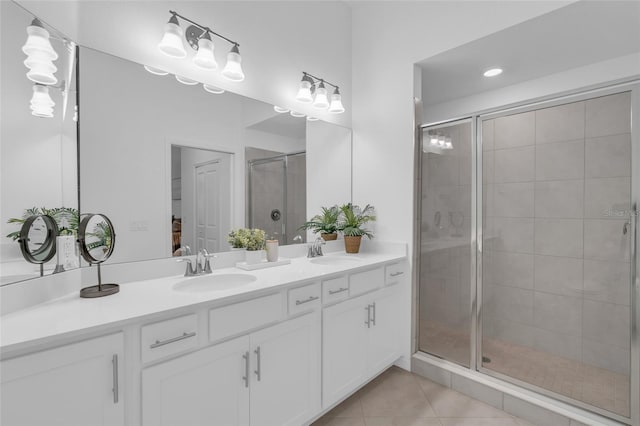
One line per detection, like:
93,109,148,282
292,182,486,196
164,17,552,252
313,367,536,426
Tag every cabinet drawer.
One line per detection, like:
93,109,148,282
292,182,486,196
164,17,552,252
141,314,198,363
322,276,349,304
209,293,283,342
349,267,384,297
288,282,321,315
385,263,406,285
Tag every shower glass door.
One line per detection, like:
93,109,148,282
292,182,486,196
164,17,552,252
480,91,633,418
418,118,473,367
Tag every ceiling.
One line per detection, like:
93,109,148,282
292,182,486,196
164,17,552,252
418,0,640,107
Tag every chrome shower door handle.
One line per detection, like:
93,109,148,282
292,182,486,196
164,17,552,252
254,346,261,381
242,351,250,388
112,354,119,404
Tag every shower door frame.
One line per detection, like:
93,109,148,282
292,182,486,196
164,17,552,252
416,80,640,426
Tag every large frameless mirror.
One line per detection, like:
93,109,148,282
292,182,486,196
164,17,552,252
0,1,79,286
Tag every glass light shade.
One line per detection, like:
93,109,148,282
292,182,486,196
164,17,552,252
221,46,244,82
193,37,218,70
158,21,187,58
444,137,453,150
296,80,313,103
430,135,439,146
290,111,305,118
203,84,225,94
306,116,319,121
483,68,503,77
438,135,446,147
144,65,168,76
175,75,198,85
312,84,329,109
25,57,57,85
30,84,54,117
328,93,345,114
22,23,58,60
273,106,289,113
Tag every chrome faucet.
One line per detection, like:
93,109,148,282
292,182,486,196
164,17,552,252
307,237,325,258
177,249,216,277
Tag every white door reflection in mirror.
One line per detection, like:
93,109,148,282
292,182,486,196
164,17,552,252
172,146,232,255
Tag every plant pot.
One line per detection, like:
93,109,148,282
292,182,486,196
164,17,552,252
245,250,264,265
321,233,338,241
344,235,362,254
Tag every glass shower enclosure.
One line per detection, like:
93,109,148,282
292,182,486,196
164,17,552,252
247,152,306,245
417,86,638,423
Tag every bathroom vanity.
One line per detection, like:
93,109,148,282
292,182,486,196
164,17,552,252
0,247,408,426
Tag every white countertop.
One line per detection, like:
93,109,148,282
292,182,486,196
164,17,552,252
1,250,405,354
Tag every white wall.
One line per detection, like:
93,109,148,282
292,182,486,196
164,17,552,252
15,0,352,128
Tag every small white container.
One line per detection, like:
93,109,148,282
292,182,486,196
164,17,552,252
266,240,279,262
245,249,263,265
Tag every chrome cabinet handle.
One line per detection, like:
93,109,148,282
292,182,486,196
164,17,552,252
150,331,196,349
365,305,371,328
328,287,348,295
295,295,319,305
242,351,249,388
254,346,261,381
371,302,376,326
112,354,119,404
390,271,404,277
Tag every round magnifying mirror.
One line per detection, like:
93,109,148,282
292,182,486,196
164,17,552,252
78,214,119,298
18,214,58,276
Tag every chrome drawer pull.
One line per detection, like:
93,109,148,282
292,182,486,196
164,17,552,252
254,346,261,381
365,305,371,328
150,331,197,349
242,351,250,388
295,295,319,305
328,287,348,295
112,354,119,404
390,271,404,277
371,302,376,326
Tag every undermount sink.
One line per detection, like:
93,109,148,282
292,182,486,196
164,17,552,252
173,273,257,293
310,255,363,266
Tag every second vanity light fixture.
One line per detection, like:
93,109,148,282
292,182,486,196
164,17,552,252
158,10,245,82
295,72,345,114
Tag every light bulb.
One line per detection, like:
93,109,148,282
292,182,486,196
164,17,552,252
296,75,313,103
328,87,345,114
221,45,245,82
175,75,198,85
203,84,225,94
30,84,54,118
438,135,446,147
193,33,218,70
313,82,329,109
22,19,58,60
158,15,187,58
430,134,439,146
290,111,305,118
444,137,453,150
274,106,289,113
144,65,168,76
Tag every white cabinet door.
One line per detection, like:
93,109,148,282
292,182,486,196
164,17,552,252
142,335,250,426
367,285,402,375
322,293,370,408
1,333,124,426
250,312,321,426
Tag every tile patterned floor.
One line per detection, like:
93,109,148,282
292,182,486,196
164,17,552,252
420,321,630,418
312,366,536,426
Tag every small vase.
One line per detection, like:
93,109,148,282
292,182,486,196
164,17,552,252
265,240,279,262
245,250,263,265
321,233,338,241
344,235,362,253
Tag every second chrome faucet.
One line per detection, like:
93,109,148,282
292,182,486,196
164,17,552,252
177,249,216,276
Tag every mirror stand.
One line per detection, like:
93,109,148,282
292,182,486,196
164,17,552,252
79,263,119,298
78,213,119,298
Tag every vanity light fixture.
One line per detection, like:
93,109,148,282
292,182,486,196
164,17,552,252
483,68,503,77
290,111,305,118
158,11,245,82
144,65,169,76
22,18,58,85
203,84,225,94
295,72,345,114
273,106,289,113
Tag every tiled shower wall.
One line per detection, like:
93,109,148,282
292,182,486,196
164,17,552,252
482,91,632,374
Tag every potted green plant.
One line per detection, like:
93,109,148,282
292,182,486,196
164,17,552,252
227,228,250,250
337,203,376,253
299,205,340,241
228,228,266,264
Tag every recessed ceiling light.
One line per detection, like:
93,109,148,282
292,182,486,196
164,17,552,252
483,68,503,77
273,106,289,113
